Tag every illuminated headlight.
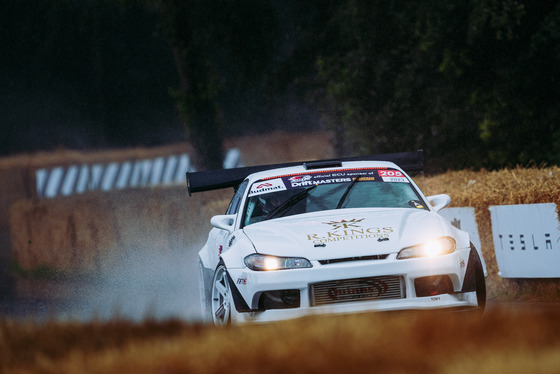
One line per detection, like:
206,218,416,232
397,237,456,259
244,254,312,271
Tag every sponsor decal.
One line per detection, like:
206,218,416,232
306,218,394,244
256,169,408,195
378,170,408,183
248,178,287,197
236,277,247,285
289,177,352,187
409,200,425,209
256,182,272,189
324,218,365,230
228,235,236,247
218,245,223,255
288,175,312,182
328,280,388,300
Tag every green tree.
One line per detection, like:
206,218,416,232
469,1,560,166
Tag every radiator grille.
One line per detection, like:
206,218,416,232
310,275,405,306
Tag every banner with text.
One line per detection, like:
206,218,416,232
489,203,560,278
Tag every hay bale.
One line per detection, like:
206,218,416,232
10,195,118,273
9,186,230,275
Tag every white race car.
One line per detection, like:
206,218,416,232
187,152,486,325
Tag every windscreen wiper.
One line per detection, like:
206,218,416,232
265,185,317,220
336,176,361,209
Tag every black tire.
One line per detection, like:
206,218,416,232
198,260,213,322
462,243,486,313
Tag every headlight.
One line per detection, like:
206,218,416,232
397,237,456,259
244,254,312,271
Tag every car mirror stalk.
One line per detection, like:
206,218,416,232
211,214,236,232
427,194,451,212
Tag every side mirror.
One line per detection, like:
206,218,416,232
210,214,236,232
427,194,451,212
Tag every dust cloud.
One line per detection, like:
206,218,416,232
65,245,204,322
4,242,205,323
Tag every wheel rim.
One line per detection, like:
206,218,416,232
211,266,231,326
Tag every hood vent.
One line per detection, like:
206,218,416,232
319,254,389,265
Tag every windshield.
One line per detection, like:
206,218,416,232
243,168,427,226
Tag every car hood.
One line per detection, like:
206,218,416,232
242,208,450,260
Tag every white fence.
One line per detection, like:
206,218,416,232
36,154,193,199
35,149,243,199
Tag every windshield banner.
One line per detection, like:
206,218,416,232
250,168,410,197
282,168,408,188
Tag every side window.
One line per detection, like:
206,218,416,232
226,179,248,215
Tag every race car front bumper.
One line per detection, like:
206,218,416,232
225,247,479,324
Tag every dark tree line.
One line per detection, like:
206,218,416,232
310,0,560,171
0,1,183,153
1,0,558,171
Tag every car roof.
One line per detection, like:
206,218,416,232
245,160,401,183
186,150,423,195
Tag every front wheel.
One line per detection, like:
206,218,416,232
462,243,486,313
211,264,232,326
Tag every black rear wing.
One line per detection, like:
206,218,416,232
186,150,423,195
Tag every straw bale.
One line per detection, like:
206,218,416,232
9,186,231,275
9,195,119,272
416,166,560,300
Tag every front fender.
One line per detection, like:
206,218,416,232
225,267,259,313
198,243,213,271
220,230,256,269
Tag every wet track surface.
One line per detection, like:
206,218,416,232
0,280,202,322
0,249,204,322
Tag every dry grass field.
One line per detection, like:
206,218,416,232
2,131,560,373
2,306,560,373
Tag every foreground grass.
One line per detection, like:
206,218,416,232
2,305,560,374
